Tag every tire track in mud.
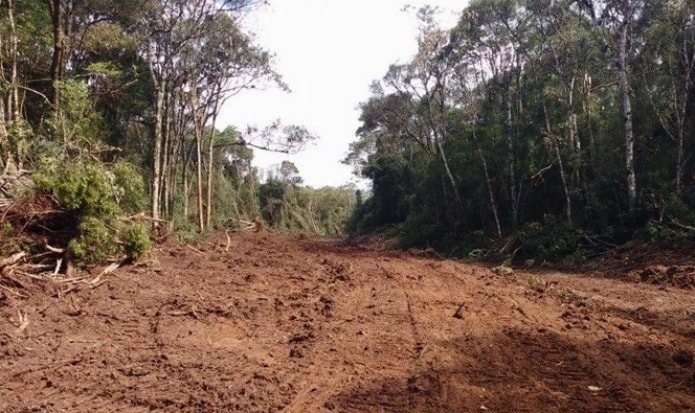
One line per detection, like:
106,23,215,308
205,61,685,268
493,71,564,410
273,256,360,413
332,258,492,412
324,259,451,413
330,256,693,413
280,258,421,413
2,233,695,412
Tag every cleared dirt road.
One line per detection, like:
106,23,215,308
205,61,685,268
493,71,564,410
1,232,694,412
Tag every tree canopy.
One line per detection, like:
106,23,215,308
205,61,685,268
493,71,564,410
346,0,695,262
2,0,694,266
0,0,353,266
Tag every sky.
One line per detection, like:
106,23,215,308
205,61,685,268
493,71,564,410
218,0,465,188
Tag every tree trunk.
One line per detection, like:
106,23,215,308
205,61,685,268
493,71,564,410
676,127,684,196
473,131,502,238
46,0,65,109
0,99,6,143
166,124,183,220
675,31,694,195
582,72,598,180
183,167,189,220
425,83,462,210
205,86,222,228
205,112,218,228
191,99,205,232
542,103,572,226
538,9,591,215
168,90,186,219
435,138,462,209
567,77,581,173
161,110,171,219
506,85,518,227
195,130,204,231
0,2,10,141
8,0,18,121
150,80,166,222
618,16,637,213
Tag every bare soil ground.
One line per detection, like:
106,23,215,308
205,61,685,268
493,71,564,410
1,232,695,412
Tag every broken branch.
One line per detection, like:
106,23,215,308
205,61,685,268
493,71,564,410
0,251,27,269
89,256,127,286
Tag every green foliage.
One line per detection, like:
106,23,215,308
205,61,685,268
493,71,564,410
85,61,121,77
518,222,586,265
120,224,151,260
174,220,207,245
343,0,695,263
33,159,149,264
3,120,35,168
642,222,695,249
0,222,13,237
311,186,356,235
69,216,120,264
47,80,106,145
255,173,356,235
258,178,286,225
6,0,695,268
25,75,151,265
68,218,148,265
34,160,120,216
345,197,380,234
645,190,695,225
112,162,148,214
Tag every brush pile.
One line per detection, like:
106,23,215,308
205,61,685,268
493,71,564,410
0,167,75,282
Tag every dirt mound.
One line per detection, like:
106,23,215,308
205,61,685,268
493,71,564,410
627,264,695,289
1,232,694,412
594,241,695,289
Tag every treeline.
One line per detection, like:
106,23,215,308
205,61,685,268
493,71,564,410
0,0,353,264
346,0,695,262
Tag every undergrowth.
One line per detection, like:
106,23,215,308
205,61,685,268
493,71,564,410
34,158,150,264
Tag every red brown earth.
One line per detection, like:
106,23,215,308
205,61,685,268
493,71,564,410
1,232,694,412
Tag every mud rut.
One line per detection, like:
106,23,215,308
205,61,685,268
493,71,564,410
1,232,694,412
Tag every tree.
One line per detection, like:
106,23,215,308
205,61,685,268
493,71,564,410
575,0,644,214
136,0,283,228
451,0,533,227
381,7,463,209
46,0,66,107
278,160,302,185
640,0,695,196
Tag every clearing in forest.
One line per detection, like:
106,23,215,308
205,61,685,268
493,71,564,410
1,232,694,412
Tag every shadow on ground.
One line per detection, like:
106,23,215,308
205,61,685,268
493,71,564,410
328,327,695,413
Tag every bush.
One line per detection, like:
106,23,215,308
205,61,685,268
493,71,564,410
69,216,120,264
120,224,151,260
33,158,150,264
112,162,148,214
642,221,694,248
519,222,586,265
34,160,119,216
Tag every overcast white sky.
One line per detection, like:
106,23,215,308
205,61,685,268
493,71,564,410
218,0,465,188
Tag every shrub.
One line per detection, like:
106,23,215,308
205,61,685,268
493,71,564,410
33,158,151,264
69,216,120,264
519,222,586,265
120,224,151,260
33,160,119,216
112,162,147,214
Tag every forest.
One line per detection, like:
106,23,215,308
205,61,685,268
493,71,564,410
1,0,695,268
0,0,356,266
346,0,695,263
3,2,695,411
